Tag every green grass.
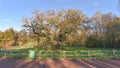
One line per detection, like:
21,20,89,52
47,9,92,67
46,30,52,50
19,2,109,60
0,46,120,59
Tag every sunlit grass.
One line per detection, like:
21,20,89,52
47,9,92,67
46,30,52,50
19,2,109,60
0,46,120,59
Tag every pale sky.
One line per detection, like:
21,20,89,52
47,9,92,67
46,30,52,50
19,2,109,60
0,0,119,31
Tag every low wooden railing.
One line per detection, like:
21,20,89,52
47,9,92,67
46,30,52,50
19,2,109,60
0,49,120,59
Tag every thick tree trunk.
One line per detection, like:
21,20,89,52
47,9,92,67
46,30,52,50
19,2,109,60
36,34,40,45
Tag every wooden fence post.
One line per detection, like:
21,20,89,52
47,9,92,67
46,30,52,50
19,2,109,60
28,50,29,58
4,50,7,58
10,50,13,58
79,50,81,58
99,50,101,57
88,50,90,58
75,51,77,58
112,49,116,56
63,51,65,58
51,51,53,59
39,51,42,59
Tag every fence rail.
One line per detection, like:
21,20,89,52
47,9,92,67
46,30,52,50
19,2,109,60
0,49,120,59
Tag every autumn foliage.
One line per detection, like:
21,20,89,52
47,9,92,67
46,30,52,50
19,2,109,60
0,9,120,49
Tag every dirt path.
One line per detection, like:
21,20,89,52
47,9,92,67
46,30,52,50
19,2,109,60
0,58,120,68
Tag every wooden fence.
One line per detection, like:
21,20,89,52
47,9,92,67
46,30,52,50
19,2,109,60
0,49,120,59
37,50,120,59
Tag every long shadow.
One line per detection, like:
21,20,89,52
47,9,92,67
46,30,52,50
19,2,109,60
16,59,50,68
1,58,120,68
52,59,67,68
71,59,120,68
98,59,120,67
0,58,67,68
81,59,108,68
67,59,94,68
0,58,50,68
0,58,16,68
93,59,118,68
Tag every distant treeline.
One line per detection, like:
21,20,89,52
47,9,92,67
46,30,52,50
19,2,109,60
0,9,120,49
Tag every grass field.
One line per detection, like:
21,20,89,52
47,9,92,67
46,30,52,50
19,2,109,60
0,46,120,59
